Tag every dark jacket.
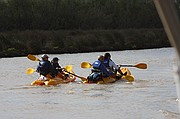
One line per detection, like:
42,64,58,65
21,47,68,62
36,60,54,77
51,62,62,76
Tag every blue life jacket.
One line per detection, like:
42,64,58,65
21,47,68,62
104,58,116,73
103,58,110,68
37,60,52,76
92,60,102,69
87,72,102,83
87,60,102,82
88,60,111,82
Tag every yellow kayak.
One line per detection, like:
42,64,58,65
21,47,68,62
31,71,76,86
83,68,134,84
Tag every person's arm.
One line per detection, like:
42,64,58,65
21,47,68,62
58,63,62,68
57,65,63,72
109,60,126,75
109,60,118,70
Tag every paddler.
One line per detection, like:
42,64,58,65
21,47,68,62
51,57,69,79
51,57,62,75
36,54,55,80
103,52,127,76
87,55,116,83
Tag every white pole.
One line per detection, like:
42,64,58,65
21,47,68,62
153,0,180,112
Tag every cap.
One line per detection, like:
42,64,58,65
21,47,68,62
41,54,49,58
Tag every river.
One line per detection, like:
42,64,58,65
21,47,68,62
0,47,179,119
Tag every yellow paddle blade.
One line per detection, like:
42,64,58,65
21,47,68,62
135,63,147,69
81,62,92,68
65,65,73,72
26,68,36,75
125,75,134,82
27,54,40,61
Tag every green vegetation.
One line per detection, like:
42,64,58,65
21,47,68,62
0,0,162,30
0,0,177,57
0,29,170,57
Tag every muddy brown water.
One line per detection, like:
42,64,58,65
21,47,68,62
0,47,179,119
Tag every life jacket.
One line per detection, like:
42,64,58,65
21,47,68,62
103,58,110,68
103,58,115,73
87,72,102,83
92,60,102,72
87,60,103,82
51,62,62,76
37,60,52,76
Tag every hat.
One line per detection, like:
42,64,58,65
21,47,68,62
41,54,49,58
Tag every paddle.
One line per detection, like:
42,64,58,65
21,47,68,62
81,62,147,69
63,70,87,82
64,65,73,72
120,63,147,69
27,54,40,61
81,62,92,68
26,68,36,75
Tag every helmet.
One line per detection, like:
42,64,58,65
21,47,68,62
41,54,49,59
53,57,59,61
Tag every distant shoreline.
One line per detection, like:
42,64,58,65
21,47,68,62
0,29,171,58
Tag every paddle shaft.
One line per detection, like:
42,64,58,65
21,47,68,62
64,70,83,78
63,70,87,81
120,63,147,69
81,62,147,69
120,65,134,67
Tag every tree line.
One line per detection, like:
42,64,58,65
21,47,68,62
1,0,179,57
0,0,168,31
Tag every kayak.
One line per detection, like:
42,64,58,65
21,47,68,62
31,71,76,86
82,68,134,84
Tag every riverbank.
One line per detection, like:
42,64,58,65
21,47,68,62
0,28,171,58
